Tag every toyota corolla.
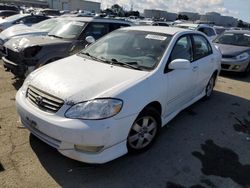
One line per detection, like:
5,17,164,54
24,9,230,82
16,26,221,163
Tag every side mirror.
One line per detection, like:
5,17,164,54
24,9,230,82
168,59,191,70
85,36,95,44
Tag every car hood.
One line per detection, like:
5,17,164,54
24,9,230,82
4,35,71,51
29,55,149,103
0,25,47,41
215,43,250,56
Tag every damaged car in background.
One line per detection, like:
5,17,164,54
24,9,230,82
16,26,221,163
2,17,132,77
213,30,250,76
0,18,60,56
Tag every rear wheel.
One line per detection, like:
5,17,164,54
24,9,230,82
204,74,216,99
127,107,161,153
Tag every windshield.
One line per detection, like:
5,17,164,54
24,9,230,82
4,14,26,22
32,18,58,31
48,20,85,39
79,30,172,71
214,32,250,47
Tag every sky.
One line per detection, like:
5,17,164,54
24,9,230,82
96,0,250,22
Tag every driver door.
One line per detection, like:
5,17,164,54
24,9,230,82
164,35,199,116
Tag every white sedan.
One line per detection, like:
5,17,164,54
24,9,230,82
16,26,221,164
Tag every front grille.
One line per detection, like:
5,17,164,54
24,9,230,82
27,85,64,113
221,64,230,69
6,48,20,62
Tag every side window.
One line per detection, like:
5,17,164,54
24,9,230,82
198,27,215,37
192,35,212,60
83,23,109,40
35,16,48,22
109,23,130,32
170,35,192,62
21,16,39,24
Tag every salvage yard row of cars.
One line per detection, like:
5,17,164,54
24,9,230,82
0,8,249,163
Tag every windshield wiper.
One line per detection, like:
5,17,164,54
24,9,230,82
109,58,143,70
80,52,109,63
48,34,63,39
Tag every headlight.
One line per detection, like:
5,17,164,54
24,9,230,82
23,46,42,58
20,74,33,94
65,98,123,120
235,52,249,61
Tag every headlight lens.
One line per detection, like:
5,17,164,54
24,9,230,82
235,52,249,61
65,98,123,120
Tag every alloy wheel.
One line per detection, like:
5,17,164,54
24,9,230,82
128,116,158,150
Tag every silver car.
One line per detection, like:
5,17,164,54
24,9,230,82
213,30,250,76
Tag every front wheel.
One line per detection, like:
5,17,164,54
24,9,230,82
242,63,250,77
127,108,161,153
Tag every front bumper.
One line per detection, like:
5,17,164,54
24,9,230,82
16,89,137,164
221,58,249,72
2,56,27,77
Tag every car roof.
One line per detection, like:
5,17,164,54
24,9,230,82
225,30,250,34
59,16,132,24
120,26,190,35
176,23,199,27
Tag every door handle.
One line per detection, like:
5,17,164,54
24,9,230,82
192,66,198,71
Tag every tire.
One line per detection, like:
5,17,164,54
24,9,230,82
127,107,161,153
242,63,250,77
204,74,216,99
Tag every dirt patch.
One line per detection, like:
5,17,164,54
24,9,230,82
166,182,185,188
233,117,250,134
200,179,216,188
166,182,206,188
192,140,250,186
0,163,4,172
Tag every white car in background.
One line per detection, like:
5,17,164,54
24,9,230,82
0,18,59,55
0,14,49,32
16,26,221,164
175,23,217,41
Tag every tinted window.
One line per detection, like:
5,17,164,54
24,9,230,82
21,16,46,24
109,23,130,32
198,27,215,37
170,36,192,62
158,23,169,26
193,35,212,60
84,23,109,40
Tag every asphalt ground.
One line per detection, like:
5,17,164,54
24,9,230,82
0,60,250,188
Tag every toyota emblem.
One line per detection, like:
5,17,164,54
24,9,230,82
35,96,43,106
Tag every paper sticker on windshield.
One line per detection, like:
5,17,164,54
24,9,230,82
146,34,167,41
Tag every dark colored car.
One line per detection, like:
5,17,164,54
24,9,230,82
0,4,19,12
213,30,250,76
2,17,132,77
0,10,18,19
